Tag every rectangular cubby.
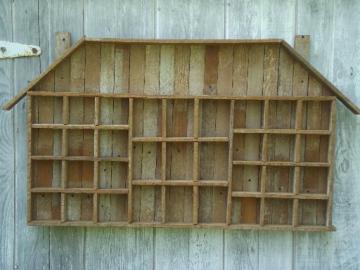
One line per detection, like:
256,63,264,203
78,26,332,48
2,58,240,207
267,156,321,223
28,93,335,231
31,96,63,124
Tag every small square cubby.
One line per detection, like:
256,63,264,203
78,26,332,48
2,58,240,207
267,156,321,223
67,161,94,188
166,187,193,223
233,100,264,129
268,100,297,129
98,194,128,222
300,167,328,194
298,200,327,226
266,166,294,193
267,134,295,162
31,193,61,221
99,130,128,158
233,134,263,161
31,160,61,188
68,97,95,124
232,165,261,192
132,142,162,180
166,99,194,137
98,161,128,188
133,98,162,137
65,193,93,221
300,135,329,163
200,99,230,137
132,186,162,223
32,129,62,156
199,142,228,181
231,197,261,224
302,101,332,130
199,187,227,223
264,199,293,225
67,130,94,156
99,97,129,125
31,96,63,124
166,142,193,180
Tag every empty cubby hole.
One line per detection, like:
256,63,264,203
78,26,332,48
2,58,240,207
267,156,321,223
232,165,261,192
98,194,128,222
266,166,294,193
166,187,193,223
302,100,332,130
166,99,194,137
99,97,129,125
300,167,328,194
200,99,230,137
133,98,162,137
264,199,293,225
267,134,295,162
233,100,264,129
99,130,128,158
32,129,62,156
268,100,296,129
68,97,95,124
99,161,128,188
132,142,162,180
132,186,162,223
31,193,61,221
31,96,63,124
66,161,94,188
67,130,94,156
166,142,193,180
198,187,227,223
231,197,261,224
298,200,327,226
233,134,263,161
199,142,228,181
300,135,329,163
32,160,61,188
65,193,93,221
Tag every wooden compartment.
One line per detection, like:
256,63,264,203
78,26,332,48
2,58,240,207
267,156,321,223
67,161,94,188
199,142,228,181
300,135,329,163
132,186,162,223
200,99,230,137
302,100,331,130
31,193,61,220
264,199,293,225
32,96,63,124
99,130,128,158
166,142,193,180
65,193,93,221
69,97,95,125
98,194,128,222
99,161,128,188
31,160,61,188
233,134,263,161
267,134,295,162
166,99,194,137
99,97,129,125
133,98,162,137
298,200,327,226
165,187,193,223
300,167,328,194
234,100,264,129
32,129,62,156
232,165,261,192
231,197,261,224
198,187,227,223
67,130,94,156
266,166,294,193
132,142,162,180
268,100,296,129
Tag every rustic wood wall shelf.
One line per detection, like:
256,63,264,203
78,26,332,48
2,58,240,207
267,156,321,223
4,38,360,231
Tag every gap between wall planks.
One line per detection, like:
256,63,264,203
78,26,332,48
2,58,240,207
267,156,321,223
28,90,336,232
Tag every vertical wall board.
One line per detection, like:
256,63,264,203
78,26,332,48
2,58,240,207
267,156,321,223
0,1,14,269
188,230,223,270
224,231,258,270
330,1,360,268
12,0,50,269
261,0,296,44
85,228,153,270
258,231,293,270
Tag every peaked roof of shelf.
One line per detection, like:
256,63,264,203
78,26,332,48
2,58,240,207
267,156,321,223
2,37,360,114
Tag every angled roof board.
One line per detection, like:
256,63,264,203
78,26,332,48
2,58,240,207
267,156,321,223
2,37,360,114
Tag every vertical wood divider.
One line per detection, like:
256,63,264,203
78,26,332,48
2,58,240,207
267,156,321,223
161,99,167,223
326,100,336,227
127,98,134,223
226,100,235,225
93,96,100,223
259,100,269,226
192,98,200,224
27,95,32,223
61,96,69,222
292,99,303,227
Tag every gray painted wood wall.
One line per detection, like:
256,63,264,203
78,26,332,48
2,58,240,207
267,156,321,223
1,0,359,269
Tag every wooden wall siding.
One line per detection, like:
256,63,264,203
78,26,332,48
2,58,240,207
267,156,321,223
1,0,360,269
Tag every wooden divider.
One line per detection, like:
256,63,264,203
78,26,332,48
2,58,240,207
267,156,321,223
28,91,336,231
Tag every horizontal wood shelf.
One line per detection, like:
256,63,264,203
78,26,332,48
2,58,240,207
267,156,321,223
29,92,336,231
